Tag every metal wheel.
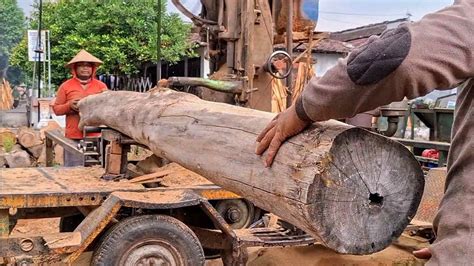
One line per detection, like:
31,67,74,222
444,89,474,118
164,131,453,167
121,239,183,265
215,199,260,229
91,214,204,266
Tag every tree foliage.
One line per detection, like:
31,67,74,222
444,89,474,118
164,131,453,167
10,0,196,86
0,0,25,81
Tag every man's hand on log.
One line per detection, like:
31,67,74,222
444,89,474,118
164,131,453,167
69,99,80,112
256,104,310,167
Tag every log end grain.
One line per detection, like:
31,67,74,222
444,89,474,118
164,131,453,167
308,128,424,254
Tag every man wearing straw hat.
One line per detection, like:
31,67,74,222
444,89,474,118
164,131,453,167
52,49,108,166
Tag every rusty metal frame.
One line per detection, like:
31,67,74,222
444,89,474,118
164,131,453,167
1,185,314,265
196,201,315,265
0,185,241,263
2,128,312,264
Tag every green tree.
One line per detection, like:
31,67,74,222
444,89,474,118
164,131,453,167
10,0,195,86
0,0,25,82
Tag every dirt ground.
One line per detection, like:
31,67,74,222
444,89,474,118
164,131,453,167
11,218,427,266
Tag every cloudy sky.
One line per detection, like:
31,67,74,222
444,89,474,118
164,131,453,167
19,0,453,32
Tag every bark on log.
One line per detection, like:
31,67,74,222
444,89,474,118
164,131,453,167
27,144,44,159
4,150,33,168
0,150,6,167
78,89,424,254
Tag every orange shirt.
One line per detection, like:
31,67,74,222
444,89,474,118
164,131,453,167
52,78,107,139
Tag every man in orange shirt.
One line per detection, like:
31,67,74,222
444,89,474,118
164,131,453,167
52,50,108,166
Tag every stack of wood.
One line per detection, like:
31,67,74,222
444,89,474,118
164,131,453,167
0,122,63,168
0,79,13,110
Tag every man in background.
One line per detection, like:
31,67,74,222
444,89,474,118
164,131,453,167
52,49,107,166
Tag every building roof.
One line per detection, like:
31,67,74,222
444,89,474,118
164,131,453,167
274,37,353,54
330,18,410,42
297,38,353,54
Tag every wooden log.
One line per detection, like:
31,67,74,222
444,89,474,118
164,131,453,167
4,150,33,168
78,89,425,254
17,127,43,148
127,169,173,184
27,144,44,159
136,154,168,174
0,150,6,167
0,128,17,147
39,121,61,140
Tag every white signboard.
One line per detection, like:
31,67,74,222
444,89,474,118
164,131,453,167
28,30,48,62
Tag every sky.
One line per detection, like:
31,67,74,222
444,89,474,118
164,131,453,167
18,0,454,32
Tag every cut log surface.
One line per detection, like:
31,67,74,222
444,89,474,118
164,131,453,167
78,89,424,254
17,127,42,148
0,128,17,146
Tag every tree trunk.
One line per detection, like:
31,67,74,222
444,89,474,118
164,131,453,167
78,89,424,255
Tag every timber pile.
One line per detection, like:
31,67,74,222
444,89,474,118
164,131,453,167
78,89,425,255
0,122,63,168
0,79,13,110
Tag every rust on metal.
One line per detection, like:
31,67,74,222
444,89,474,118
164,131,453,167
0,167,143,208
113,190,201,209
413,167,447,223
0,209,10,238
190,227,230,250
199,189,240,200
65,195,122,263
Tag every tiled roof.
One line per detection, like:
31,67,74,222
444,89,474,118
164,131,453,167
330,18,410,42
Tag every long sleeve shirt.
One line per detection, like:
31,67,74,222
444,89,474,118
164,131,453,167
296,1,474,263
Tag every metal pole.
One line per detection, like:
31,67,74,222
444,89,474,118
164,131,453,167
286,0,293,106
156,0,162,83
48,31,51,96
36,0,43,98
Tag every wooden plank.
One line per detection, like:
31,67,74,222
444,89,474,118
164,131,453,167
128,169,174,183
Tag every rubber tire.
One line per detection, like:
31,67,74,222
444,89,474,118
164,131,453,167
91,215,205,266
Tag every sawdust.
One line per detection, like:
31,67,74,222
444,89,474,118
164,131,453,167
1,166,143,195
206,245,425,266
158,163,213,187
113,190,186,204
11,218,60,236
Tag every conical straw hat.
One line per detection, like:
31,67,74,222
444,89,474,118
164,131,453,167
66,49,103,68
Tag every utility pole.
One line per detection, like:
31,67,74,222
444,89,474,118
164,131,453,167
156,0,162,83
36,0,43,98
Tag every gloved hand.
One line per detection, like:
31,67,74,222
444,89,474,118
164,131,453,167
255,104,311,167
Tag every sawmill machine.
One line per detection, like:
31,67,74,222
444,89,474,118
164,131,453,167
170,0,317,111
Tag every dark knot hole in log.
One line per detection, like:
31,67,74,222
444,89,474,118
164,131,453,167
369,193,384,207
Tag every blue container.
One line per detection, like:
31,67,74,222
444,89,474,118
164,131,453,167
302,0,319,22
